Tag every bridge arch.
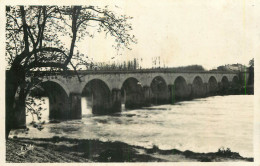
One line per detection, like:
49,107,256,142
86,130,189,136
80,76,114,92
41,78,70,97
121,77,144,109
232,76,239,84
208,76,218,95
173,76,190,101
221,76,229,91
29,80,70,120
82,79,112,114
192,76,206,98
150,76,168,104
231,75,240,90
190,74,205,85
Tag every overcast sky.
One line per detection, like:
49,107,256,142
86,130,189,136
5,0,257,70
73,0,258,70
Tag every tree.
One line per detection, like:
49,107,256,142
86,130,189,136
249,58,254,68
123,61,126,70
6,5,136,139
133,58,137,69
248,58,254,87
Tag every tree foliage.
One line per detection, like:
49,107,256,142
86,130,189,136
5,5,136,138
6,5,136,71
249,58,254,68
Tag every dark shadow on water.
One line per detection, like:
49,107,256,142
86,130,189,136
124,114,136,117
94,119,109,124
49,126,82,134
140,107,168,111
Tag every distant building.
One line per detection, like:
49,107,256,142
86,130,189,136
215,63,248,72
224,63,248,72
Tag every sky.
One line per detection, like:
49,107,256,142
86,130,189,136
3,0,259,70
73,0,258,70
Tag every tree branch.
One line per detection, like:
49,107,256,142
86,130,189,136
64,6,81,66
27,26,36,46
6,13,21,29
20,6,29,53
27,61,67,70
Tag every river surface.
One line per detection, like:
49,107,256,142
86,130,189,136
10,95,253,158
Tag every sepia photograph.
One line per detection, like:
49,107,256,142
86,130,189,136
3,0,259,164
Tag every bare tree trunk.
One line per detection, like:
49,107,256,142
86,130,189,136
6,70,18,139
6,66,26,139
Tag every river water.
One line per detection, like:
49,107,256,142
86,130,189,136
10,95,253,158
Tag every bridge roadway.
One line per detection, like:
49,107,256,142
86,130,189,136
18,69,247,127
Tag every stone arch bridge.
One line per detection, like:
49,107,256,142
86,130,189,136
19,69,247,127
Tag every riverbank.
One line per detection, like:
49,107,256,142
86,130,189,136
6,137,253,162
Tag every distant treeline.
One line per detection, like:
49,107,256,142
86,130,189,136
167,65,205,71
88,58,140,70
85,59,254,72
87,59,206,71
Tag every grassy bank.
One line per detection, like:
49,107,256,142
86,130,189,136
6,137,253,162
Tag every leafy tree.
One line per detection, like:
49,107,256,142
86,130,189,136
217,65,228,71
248,58,254,87
133,58,137,69
6,5,136,139
249,58,254,68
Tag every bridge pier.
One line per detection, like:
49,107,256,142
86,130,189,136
208,80,219,96
191,84,208,98
91,89,121,114
49,94,70,120
230,81,241,94
168,84,175,104
125,91,145,109
170,83,192,103
203,83,209,97
217,82,222,94
143,86,152,106
218,82,230,95
69,93,82,119
151,92,169,105
111,89,121,112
